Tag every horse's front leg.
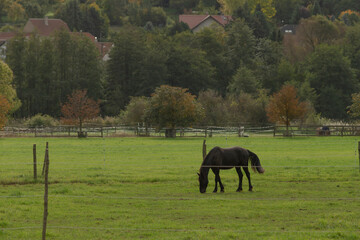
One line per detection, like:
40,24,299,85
235,167,243,192
212,168,224,193
243,167,253,191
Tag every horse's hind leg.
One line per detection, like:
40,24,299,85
235,167,243,192
243,167,253,191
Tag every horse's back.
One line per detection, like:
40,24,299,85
221,147,249,167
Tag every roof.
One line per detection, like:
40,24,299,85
71,32,113,58
0,32,17,41
179,15,232,30
24,18,70,36
280,24,297,34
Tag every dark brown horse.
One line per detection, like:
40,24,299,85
198,146,265,193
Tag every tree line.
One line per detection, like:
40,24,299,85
2,0,360,126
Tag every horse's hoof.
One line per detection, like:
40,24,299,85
213,190,217,193
249,188,253,192
220,189,224,193
236,189,242,192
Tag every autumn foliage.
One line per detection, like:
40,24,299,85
146,85,204,132
266,84,306,133
0,95,11,129
61,90,100,133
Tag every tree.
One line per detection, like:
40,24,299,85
266,84,306,135
61,89,100,137
218,0,246,15
197,89,227,126
225,18,256,73
227,66,259,95
120,96,149,125
105,26,167,115
0,60,20,114
347,93,360,118
284,15,342,63
0,95,10,129
165,37,215,94
305,44,358,119
146,85,204,137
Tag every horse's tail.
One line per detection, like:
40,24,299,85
248,150,265,174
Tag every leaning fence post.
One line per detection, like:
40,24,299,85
202,139,206,160
42,142,48,176
33,144,37,180
42,142,49,240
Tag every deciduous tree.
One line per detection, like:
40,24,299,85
0,95,10,129
61,89,100,136
146,85,204,137
306,44,358,119
266,84,306,135
0,60,20,114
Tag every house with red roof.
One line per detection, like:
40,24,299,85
179,15,232,32
23,17,70,36
0,17,112,61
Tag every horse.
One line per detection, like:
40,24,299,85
197,146,265,193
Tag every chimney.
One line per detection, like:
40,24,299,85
45,16,48,26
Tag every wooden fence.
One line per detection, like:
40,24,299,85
2,124,360,137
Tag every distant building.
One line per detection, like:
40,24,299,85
23,17,70,36
280,24,297,35
0,17,112,61
179,15,232,32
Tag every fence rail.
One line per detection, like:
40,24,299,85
2,124,360,137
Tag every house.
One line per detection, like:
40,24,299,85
0,17,112,61
179,15,232,32
0,32,17,60
23,17,70,36
71,31,113,60
280,24,297,35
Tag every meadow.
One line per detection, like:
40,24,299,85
0,136,359,239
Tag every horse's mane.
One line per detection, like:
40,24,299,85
200,146,223,173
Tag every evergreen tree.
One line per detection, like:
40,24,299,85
312,0,321,15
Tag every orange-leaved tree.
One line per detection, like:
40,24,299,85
146,85,204,138
61,89,100,136
0,95,11,129
266,84,306,136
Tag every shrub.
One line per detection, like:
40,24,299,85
26,114,57,127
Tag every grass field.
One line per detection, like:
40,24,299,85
0,136,359,239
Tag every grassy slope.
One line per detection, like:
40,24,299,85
0,136,359,239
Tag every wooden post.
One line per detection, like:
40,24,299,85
42,142,48,176
358,142,360,173
42,142,49,240
202,139,206,160
33,144,37,180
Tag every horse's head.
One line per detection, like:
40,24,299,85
197,172,208,193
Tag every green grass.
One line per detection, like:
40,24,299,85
0,136,360,239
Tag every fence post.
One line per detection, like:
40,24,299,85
358,142,360,173
33,144,37,180
42,142,48,176
202,140,206,160
273,126,276,137
42,142,49,240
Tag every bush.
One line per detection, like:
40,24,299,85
26,114,57,127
